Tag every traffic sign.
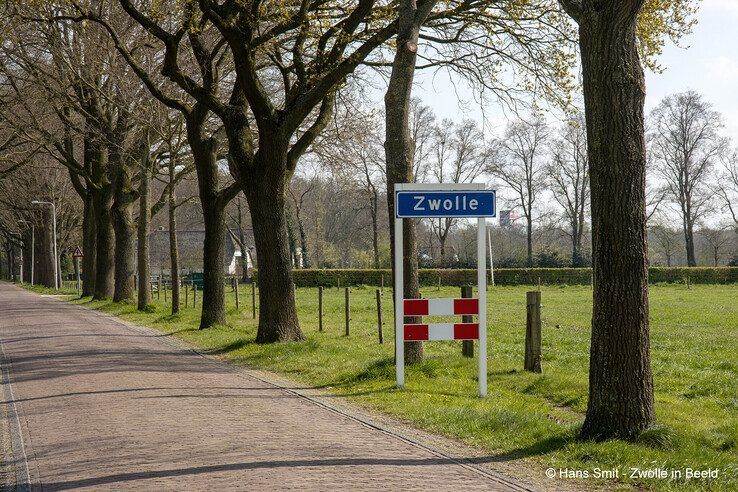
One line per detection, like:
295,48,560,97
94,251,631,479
394,183,490,397
72,246,84,258
395,188,496,218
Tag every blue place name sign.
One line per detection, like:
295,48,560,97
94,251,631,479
396,190,496,218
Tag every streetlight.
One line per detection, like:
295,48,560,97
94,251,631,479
18,219,34,285
32,200,58,290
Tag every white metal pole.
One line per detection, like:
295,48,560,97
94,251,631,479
394,215,404,388
487,226,494,286
51,203,59,290
76,257,81,297
477,217,487,397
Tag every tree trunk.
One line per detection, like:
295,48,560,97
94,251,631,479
572,220,582,266
526,214,534,267
576,2,655,440
384,0,436,364
185,107,232,329
199,197,227,327
112,164,137,303
243,158,304,342
297,215,310,269
36,207,56,288
169,163,180,315
92,175,115,300
684,220,697,267
137,164,152,310
371,191,380,269
82,194,97,296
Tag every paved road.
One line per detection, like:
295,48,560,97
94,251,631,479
0,283,521,491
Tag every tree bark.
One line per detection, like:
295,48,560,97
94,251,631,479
179,105,234,329
35,208,56,288
82,194,97,296
570,0,656,440
168,162,180,315
684,217,697,267
370,188,380,269
93,183,115,300
137,162,152,310
242,145,304,342
112,160,137,303
526,212,534,267
384,0,437,364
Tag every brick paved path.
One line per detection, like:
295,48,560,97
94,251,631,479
0,284,522,491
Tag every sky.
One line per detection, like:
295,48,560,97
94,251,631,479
405,0,738,140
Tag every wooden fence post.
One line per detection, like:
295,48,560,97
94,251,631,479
235,277,240,310
461,285,474,357
193,283,197,308
376,289,383,344
185,281,189,308
157,276,161,300
344,287,350,336
318,286,324,332
251,281,256,319
164,280,167,302
525,291,543,373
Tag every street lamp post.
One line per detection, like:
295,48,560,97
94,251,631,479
32,200,58,290
18,219,34,285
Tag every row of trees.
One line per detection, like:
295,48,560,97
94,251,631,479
286,93,736,270
0,0,703,441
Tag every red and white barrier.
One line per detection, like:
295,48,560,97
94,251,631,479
404,323,479,341
403,298,478,316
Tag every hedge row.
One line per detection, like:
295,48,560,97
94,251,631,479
256,267,738,287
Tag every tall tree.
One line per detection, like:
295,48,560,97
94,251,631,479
316,104,385,269
489,114,549,268
429,119,486,263
649,91,726,267
557,0,696,440
547,114,589,266
716,149,738,231
385,0,439,364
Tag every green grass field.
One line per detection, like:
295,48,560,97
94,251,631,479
18,281,737,490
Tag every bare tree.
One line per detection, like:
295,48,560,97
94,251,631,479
429,119,486,264
547,113,589,266
649,91,727,267
650,223,680,266
715,149,738,231
316,104,385,269
489,114,549,267
698,225,731,267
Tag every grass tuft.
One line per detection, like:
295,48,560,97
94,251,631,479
636,424,676,450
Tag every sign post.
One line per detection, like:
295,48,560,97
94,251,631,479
394,183,496,397
73,246,84,297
